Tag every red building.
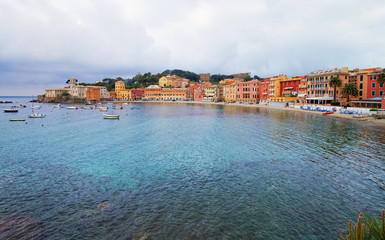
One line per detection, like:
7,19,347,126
366,69,384,99
279,77,301,97
259,78,270,102
236,80,260,103
86,87,101,101
131,88,145,100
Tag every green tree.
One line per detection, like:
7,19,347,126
62,91,70,96
243,75,252,81
341,83,358,104
329,76,342,102
377,70,385,87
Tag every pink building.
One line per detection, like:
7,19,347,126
236,80,260,103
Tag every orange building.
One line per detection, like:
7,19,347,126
161,88,187,100
86,87,101,101
144,85,162,100
259,78,270,103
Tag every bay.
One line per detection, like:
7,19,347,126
1,98,385,239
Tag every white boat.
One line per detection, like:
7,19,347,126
28,113,46,118
112,105,123,110
31,106,41,110
4,107,18,113
67,106,78,110
53,104,62,109
103,114,119,119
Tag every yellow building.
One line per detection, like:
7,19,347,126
223,80,238,102
159,75,189,88
268,75,287,100
115,81,130,100
203,85,218,101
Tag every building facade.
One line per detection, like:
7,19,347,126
306,68,349,104
236,80,260,103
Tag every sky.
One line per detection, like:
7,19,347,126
0,0,384,96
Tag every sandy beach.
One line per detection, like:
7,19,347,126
130,100,385,126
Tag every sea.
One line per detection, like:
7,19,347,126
1,96,385,239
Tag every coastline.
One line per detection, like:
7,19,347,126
125,100,385,126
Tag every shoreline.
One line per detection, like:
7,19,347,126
122,100,385,126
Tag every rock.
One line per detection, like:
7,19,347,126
96,200,113,213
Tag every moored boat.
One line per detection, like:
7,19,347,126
103,114,119,119
4,107,18,113
323,111,334,115
28,113,46,118
9,119,26,121
67,106,78,110
31,106,41,110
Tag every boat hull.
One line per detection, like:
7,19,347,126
103,114,119,119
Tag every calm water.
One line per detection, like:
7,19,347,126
1,97,385,239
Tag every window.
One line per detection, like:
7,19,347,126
372,83,376,88
380,91,383,96
381,83,384,88
360,75,363,81
372,91,375,96
359,91,362,96
359,83,363,89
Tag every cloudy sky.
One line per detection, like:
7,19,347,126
0,0,384,95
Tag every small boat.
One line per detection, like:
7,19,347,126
53,104,62,109
99,107,108,112
9,119,26,121
103,114,119,119
131,106,140,110
323,111,334,115
31,106,41,109
67,106,78,110
112,105,123,110
17,104,26,108
28,113,46,118
4,107,18,113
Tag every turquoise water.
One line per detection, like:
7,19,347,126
1,97,385,239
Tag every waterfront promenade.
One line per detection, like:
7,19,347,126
116,100,385,126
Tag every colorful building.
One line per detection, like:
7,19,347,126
223,80,238,102
268,75,287,101
161,88,187,101
236,80,260,103
159,75,190,88
115,81,130,100
131,89,145,100
203,85,218,101
45,78,109,100
296,76,308,104
144,85,162,100
259,78,270,103
86,87,101,101
306,67,349,104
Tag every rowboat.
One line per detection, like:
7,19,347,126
67,106,78,110
323,111,334,115
9,119,25,121
103,114,119,119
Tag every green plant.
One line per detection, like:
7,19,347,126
341,84,359,104
331,101,340,106
61,91,70,96
339,210,385,240
329,77,342,102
